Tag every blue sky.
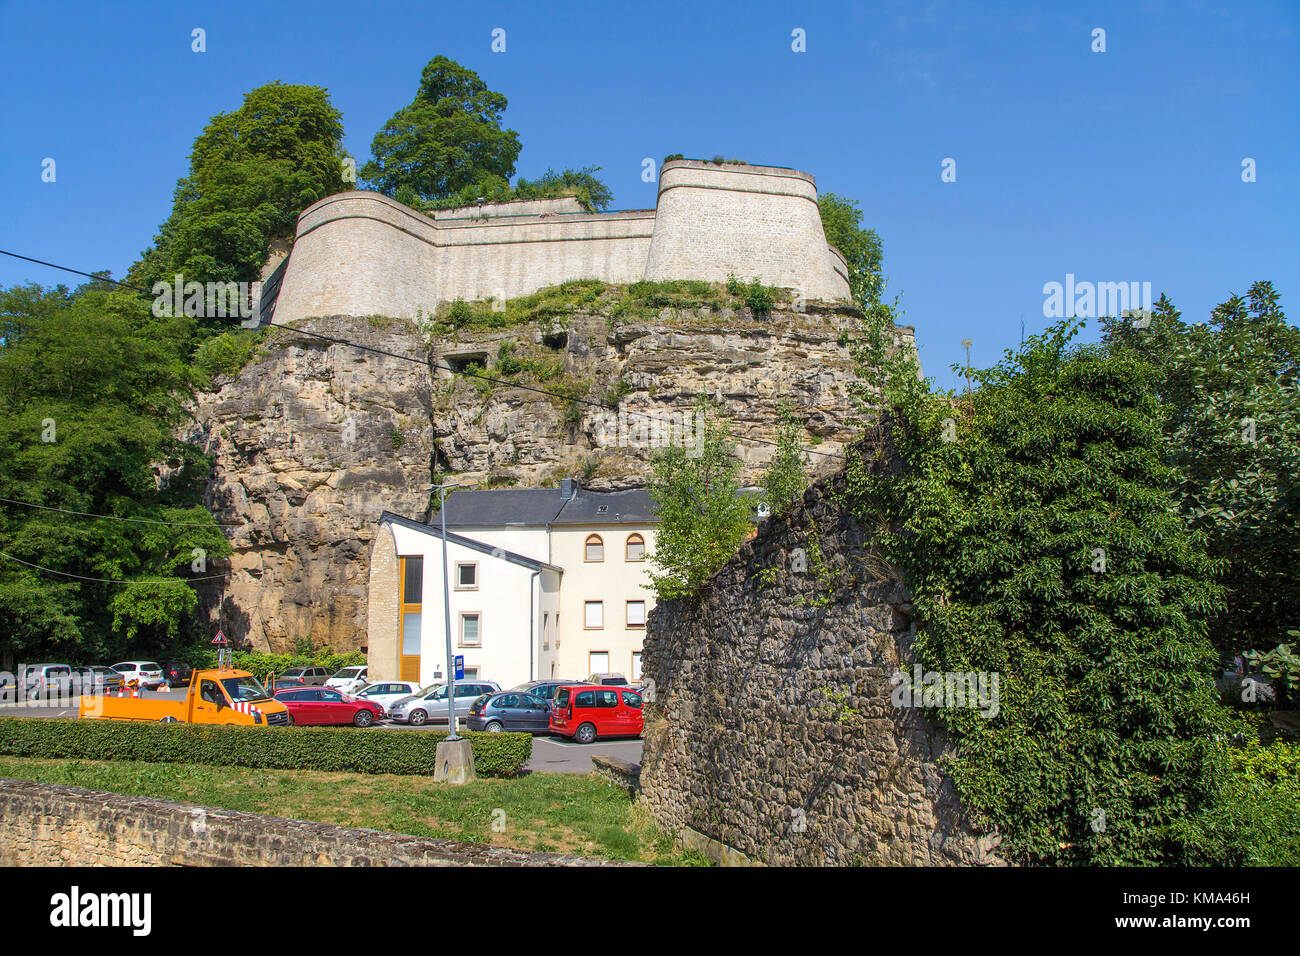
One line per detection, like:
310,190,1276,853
2,0,1296,388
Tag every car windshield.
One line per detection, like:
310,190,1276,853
335,668,364,678
221,676,270,702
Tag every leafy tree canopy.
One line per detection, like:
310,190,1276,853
647,397,755,600
1100,281,1299,657
819,192,884,308
848,316,1228,864
361,56,522,204
130,82,349,297
0,284,230,664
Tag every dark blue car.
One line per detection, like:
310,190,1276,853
466,692,553,733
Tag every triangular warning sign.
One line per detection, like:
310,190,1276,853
212,630,228,646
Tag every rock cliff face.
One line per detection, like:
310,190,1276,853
190,298,876,653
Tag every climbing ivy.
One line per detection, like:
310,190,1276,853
845,317,1230,864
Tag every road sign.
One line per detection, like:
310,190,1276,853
454,656,464,681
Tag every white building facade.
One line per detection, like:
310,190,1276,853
365,481,658,689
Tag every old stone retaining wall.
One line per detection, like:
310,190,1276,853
639,425,1003,866
0,779,624,866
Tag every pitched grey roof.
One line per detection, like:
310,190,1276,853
437,489,567,528
551,488,656,525
434,486,658,529
378,511,562,572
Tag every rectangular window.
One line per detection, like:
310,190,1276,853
631,651,643,680
402,556,423,604
589,651,609,675
456,562,477,589
584,601,603,629
401,613,422,655
626,600,646,627
460,612,481,646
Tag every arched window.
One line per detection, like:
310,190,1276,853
625,533,645,562
585,534,604,562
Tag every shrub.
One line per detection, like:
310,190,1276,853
1173,740,1300,865
0,717,532,778
173,650,368,683
192,329,263,384
847,319,1228,864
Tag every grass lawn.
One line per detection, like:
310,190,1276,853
0,757,707,866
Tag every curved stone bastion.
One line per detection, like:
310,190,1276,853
272,159,851,323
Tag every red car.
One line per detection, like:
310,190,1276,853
549,685,643,743
272,686,383,727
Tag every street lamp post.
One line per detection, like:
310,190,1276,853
429,481,461,739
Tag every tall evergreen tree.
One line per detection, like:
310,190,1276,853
361,56,522,204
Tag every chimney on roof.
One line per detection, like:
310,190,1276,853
560,476,580,500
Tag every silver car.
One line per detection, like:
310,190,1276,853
386,681,501,726
22,664,73,699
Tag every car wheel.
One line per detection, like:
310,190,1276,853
159,716,179,723
575,722,597,744
409,708,428,726
485,720,503,733
353,709,374,728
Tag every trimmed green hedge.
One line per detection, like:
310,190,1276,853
0,718,531,778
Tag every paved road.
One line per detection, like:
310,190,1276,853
0,691,644,773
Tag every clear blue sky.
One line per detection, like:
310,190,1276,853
2,0,1296,388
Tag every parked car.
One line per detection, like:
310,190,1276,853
72,666,124,695
386,681,501,726
267,678,308,693
509,680,589,706
466,691,553,733
549,685,644,743
352,681,421,715
272,687,383,727
110,661,166,690
22,664,73,699
279,666,329,685
161,660,193,687
587,672,630,686
325,666,368,694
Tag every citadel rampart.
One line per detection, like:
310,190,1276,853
272,159,851,323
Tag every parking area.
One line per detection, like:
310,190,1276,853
0,690,643,774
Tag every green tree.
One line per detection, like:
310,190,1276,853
0,284,230,664
1100,282,1300,658
819,192,884,308
130,82,349,300
848,319,1228,864
647,397,755,600
760,402,808,517
361,56,522,204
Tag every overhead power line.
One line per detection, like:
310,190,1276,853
0,248,851,461
0,496,243,529
0,550,230,585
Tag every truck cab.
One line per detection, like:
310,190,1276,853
79,668,290,725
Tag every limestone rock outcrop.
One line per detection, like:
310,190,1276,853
190,302,873,652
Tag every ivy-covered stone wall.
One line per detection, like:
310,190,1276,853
639,426,1002,865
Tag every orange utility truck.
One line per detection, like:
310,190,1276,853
78,667,290,725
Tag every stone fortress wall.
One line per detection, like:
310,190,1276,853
272,159,851,323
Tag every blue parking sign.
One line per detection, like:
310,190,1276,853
454,656,464,680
